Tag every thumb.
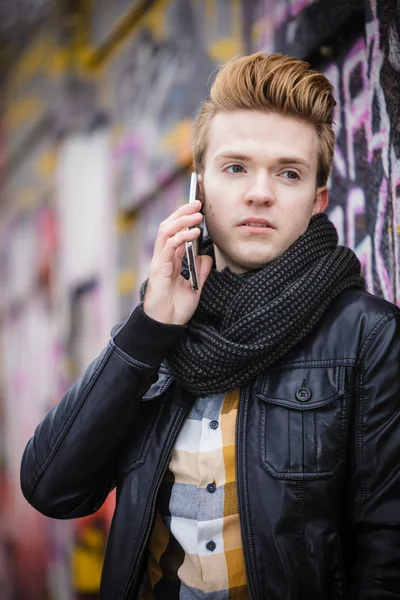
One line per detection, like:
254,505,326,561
196,255,213,291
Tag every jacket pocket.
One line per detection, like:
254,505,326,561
257,366,347,480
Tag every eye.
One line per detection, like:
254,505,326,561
226,164,245,174
281,170,300,180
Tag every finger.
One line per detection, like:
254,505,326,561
160,212,202,241
196,255,213,291
171,242,187,279
159,200,202,229
154,211,203,256
158,227,201,266
175,242,187,261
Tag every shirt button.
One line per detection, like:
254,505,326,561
206,541,216,552
206,482,216,493
296,387,311,402
210,420,219,430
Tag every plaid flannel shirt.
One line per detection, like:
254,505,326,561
139,389,249,599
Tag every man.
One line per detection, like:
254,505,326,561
21,52,400,599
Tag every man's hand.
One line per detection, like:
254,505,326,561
143,200,213,325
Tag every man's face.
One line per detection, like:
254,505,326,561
201,110,329,273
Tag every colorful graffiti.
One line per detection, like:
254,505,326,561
107,0,240,210
252,0,399,304
0,0,399,597
326,1,399,304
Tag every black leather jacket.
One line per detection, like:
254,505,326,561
21,289,400,600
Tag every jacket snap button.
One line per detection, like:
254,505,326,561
296,387,311,402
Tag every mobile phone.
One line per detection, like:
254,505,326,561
185,172,202,290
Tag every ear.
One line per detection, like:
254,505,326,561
197,173,204,200
312,186,329,215
197,173,205,212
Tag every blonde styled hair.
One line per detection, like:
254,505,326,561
193,52,336,187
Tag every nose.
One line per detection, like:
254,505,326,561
243,172,275,206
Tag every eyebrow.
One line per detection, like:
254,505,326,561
214,152,253,162
275,156,311,171
214,152,311,171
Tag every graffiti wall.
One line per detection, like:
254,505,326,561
99,0,245,307
252,0,400,303
105,0,243,211
106,0,399,306
0,0,399,597
0,2,247,597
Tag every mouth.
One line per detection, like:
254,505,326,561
239,219,274,232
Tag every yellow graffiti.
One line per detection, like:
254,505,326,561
15,189,38,211
47,48,73,77
71,525,104,594
115,212,136,233
141,0,172,41
205,0,217,22
207,37,243,64
112,125,126,142
4,97,44,131
9,36,49,86
160,120,193,167
36,150,58,178
117,270,136,294
76,0,176,71
251,21,263,47
5,34,70,128
232,0,242,40
77,0,152,69
7,34,65,90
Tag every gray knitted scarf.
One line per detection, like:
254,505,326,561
141,213,365,396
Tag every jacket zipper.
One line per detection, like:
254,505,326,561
236,387,257,600
122,404,190,600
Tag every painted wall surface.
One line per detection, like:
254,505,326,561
0,0,399,598
253,0,400,303
106,0,243,211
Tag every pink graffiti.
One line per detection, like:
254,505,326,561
356,235,374,294
324,64,347,181
342,39,369,182
333,4,399,303
329,191,374,294
374,178,393,301
113,134,144,159
260,0,317,51
328,205,344,245
10,372,29,395
345,188,374,293
390,148,400,304
112,131,152,209
263,0,317,30
341,17,390,182
346,188,365,249
366,15,390,175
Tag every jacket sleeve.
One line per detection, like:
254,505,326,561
349,312,400,598
20,305,185,520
